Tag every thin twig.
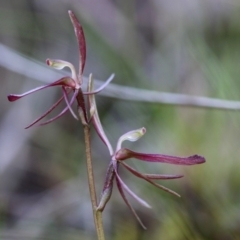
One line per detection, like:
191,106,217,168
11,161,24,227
83,124,105,240
2,43,240,111
101,84,240,111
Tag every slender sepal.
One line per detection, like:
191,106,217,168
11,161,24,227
116,177,147,229
68,10,86,75
83,74,115,95
62,87,78,120
88,74,114,155
142,173,183,180
112,161,151,208
117,162,183,180
121,162,180,197
25,96,65,129
40,90,78,126
8,77,76,102
116,148,205,165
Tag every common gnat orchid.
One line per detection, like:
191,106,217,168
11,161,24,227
100,127,205,229
7,11,114,129
87,79,206,229
7,10,206,239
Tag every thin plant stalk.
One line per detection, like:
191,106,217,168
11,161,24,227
83,124,105,240
6,10,206,237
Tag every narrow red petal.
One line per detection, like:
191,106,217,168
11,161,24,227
25,96,65,129
116,148,205,165
62,87,78,120
68,10,86,75
142,173,183,180
39,90,78,126
87,75,114,155
121,162,180,197
113,162,151,208
83,74,115,95
120,162,183,180
7,77,75,103
116,177,147,230
8,85,52,102
92,115,114,155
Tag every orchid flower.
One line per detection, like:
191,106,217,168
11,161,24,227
6,9,206,238
87,76,206,229
7,11,114,129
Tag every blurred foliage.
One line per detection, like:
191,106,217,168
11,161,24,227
1,0,240,239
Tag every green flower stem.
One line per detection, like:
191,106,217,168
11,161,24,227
83,124,105,240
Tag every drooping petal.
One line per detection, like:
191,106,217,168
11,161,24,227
112,161,151,209
83,74,115,95
116,177,147,230
8,85,53,102
39,90,79,126
68,10,86,76
121,162,180,197
141,173,183,180
46,59,78,81
116,127,146,152
88,74,114,155
25,96,65,129
8,77,76,102
118,162,183,180
116,148,206,165
62,87,78,120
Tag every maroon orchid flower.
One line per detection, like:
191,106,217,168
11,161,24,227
87,78,206,229
7,11,114,129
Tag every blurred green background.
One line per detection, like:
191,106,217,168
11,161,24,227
1,0,240,239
